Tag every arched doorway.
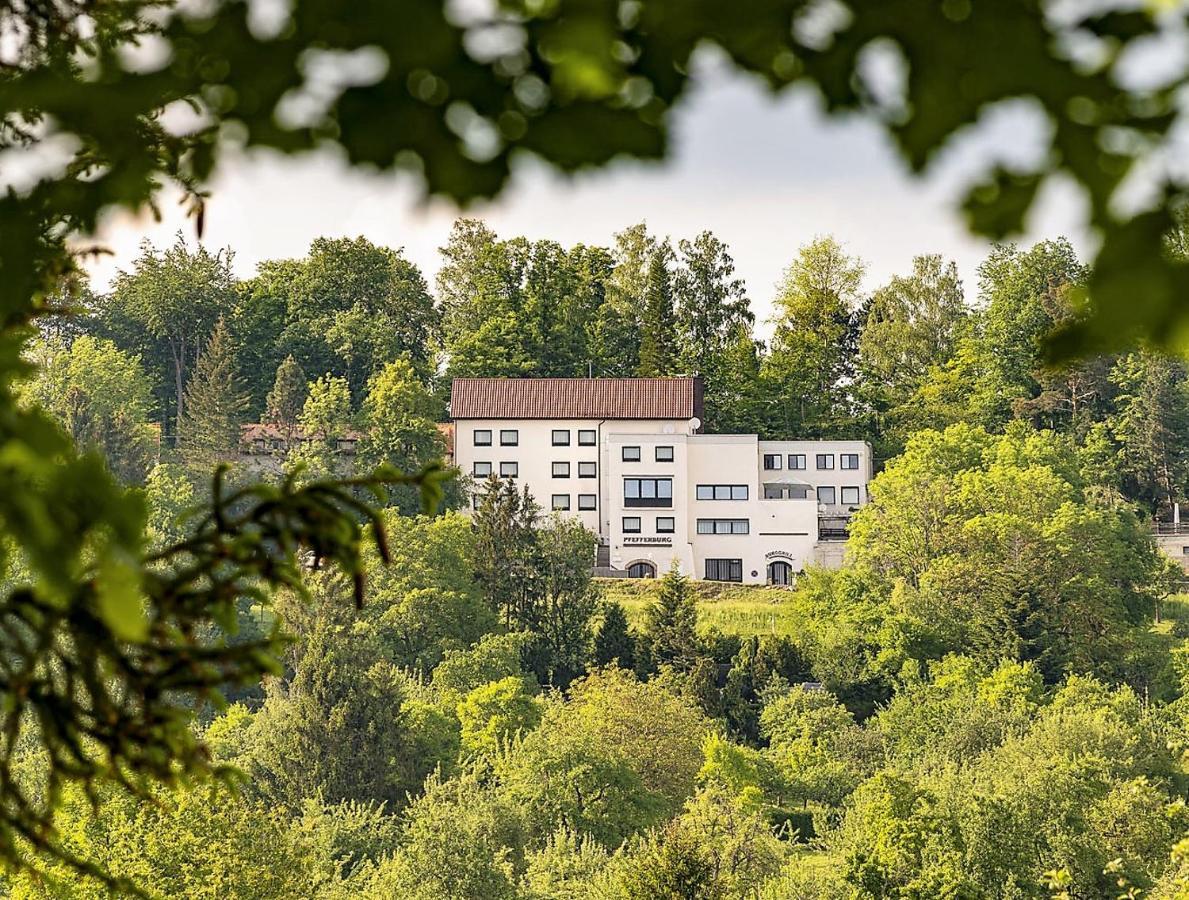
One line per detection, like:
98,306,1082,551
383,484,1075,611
627,561,656,579
767,560,793,586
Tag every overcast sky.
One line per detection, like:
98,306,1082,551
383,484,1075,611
86,62,1092,334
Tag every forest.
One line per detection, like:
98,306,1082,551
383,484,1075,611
4,219,1189,898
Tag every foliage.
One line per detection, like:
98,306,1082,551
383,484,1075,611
177,318,250,480
21,335,156,482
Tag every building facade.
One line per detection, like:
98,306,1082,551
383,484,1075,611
451,377,872,584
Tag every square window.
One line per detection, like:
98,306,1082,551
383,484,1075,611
763,454,782,470
551,494,570,511
817,486,836,505
622,446,641,462
500,461,518,478
578,461,597,478
655,445,674,462
622,516,641,533
705,558,743,582
841,453,859,470
473,462,492,477
552,429,571,446
656,517,675,533
552,461,571,478
789,454,806,470
500,429,519,446
841,486,860,505
816,453,834,470
697,485,714,500
578,429,597,446
578,494,596,510
713,485,730,500
474,429,492,447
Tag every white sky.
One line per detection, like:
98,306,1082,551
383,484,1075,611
85,62,1092,336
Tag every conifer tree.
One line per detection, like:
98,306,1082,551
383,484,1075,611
177,318,250,477
644,563,700,670
265,355,307,448
594,600,636,669
637,245,677,377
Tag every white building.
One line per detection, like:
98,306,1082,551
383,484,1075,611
451,377,872,584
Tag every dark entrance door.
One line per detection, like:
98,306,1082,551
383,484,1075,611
627,561,656,579
767,560,793,585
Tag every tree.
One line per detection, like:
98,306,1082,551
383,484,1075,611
590,224,655,376
763,237,864,437
287,374,353,481
857,254,966,452
177,318,250,479
102,236,237,439
472,479,543,630
357,359,451,514
22,335,156,483
637,244,677,377
1109,350,1189,512
457,675,543,759
643,564,700,671
594,600,636,669
277,237,440,399
246,623,455,812
265,355,308,448
673,231,754,429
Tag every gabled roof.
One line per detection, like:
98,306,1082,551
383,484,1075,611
450,377,703,421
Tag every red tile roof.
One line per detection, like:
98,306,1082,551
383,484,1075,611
450,377,704,421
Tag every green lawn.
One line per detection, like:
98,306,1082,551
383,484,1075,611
597,578,802,636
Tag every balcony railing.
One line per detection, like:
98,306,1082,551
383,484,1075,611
1153,522,1189,536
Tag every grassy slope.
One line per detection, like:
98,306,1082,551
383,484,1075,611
598,578,802,636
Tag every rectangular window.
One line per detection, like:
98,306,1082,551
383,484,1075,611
578,494,597,510
500,461,518,478
622,446,641,462
696,519,750,535
696,484,749,501
551,429,571,446
552,462,571,478
622,516,642,533
841,453,859,470
841,486,860,505
656,516,675,533
763,453,782,470
552,494,570,511
578,429,597,446
816,453,834,470
655,445,674,462
624,477,673,507
578,461,597,478
764,485,785,499
788,453,806,470
473,462,492,477
705,558,743,582
474,429,492,446
500,429,519,446
817,486,836,505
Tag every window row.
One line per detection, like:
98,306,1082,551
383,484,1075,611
474,428,602,447
762,452,860,471
472,461,519,478
696,484,749,501
696,518,749,535
474,429,520,447
624,477,673,507
817,486,862,505
551,461,598,478
621,445,674,462
551,494,597,511
622,516,675,534
551,429,598,446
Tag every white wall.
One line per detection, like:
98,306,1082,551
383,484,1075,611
455,416,871,584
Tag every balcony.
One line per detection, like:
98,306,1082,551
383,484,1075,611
818,515,851,542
